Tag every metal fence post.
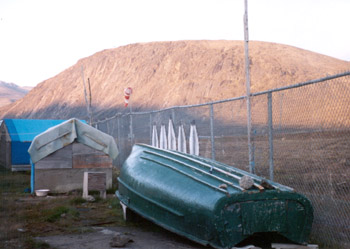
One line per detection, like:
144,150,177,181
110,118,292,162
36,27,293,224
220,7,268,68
210,104,216,160
171,108,176,125
129,113,134,145
117,117,121,144
116,116,122,166
149,114,153,145
268,92,274,181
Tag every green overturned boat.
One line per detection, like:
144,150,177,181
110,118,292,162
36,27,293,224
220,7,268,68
116,144,313,249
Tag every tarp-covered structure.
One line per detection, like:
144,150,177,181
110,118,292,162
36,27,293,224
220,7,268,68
0,119,67,171
28,118,119,193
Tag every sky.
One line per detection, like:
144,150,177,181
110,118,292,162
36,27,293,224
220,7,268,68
0,0,349,87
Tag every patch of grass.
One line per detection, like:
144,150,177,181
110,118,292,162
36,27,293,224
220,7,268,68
44,206,79,223
69,197,86,205
0,167,30,195
0,168,130,248
108,198,120,209
25,237,52,249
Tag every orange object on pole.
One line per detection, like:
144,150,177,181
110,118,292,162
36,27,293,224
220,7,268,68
124,98,129,107
124,87,133,96
124,87,132,107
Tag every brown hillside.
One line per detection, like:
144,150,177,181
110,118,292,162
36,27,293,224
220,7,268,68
0,40,349,121
0,81,31,107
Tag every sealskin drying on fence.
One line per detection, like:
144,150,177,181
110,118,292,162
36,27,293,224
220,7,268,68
116,144,313,249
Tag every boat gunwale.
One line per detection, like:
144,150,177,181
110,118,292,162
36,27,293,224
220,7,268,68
139,144,266,190
141,156,230,195
143,150,244,191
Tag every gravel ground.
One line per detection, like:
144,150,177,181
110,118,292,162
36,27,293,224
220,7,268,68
36,226,207,249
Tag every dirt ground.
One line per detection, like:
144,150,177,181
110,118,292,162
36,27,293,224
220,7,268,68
35,225,206,249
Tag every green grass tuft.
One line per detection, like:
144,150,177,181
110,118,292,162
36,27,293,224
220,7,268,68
44,206,79,223
69,197,86,205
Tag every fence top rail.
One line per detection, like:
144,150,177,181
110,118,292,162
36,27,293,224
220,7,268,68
252,71,350,97
93,71,350,124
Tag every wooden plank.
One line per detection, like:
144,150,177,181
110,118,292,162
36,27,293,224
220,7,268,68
72,142,112,168
83,172,107,199
72,142,97,155
0,123,11,168
35,168,112,193
87,172,106,191
0,133,6,167
11,165,31,171
72,142,108,156
36,144,73,169
73,154,112,168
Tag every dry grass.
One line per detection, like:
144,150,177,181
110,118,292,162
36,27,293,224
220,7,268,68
0,167,130,249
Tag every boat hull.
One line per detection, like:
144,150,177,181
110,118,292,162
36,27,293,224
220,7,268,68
116,144,313,249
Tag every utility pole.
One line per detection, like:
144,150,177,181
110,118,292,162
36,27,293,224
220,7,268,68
87,78,93,125
81,65,92,125
244,0,254,174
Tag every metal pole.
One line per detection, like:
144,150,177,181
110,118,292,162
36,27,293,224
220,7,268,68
268,92,274,180
171,108,176,126
81,65,92,125
87,78,93,125
149,114,153,145
117,117,122,166
210,104,216,160
117,117,121,149
244,0,254,173
129,100,134,145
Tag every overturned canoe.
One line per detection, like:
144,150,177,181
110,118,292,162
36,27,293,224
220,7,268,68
116,144,313,249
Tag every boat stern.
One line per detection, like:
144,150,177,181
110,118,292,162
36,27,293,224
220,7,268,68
213,192,313,248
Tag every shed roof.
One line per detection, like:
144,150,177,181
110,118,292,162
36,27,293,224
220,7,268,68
3,119,67,142
28,118,119,163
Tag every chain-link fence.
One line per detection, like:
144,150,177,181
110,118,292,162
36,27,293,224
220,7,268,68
94,72,350,248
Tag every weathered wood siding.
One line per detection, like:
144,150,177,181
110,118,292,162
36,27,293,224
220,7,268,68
72,143,112,168
35,142,112,169
87,172,106,191
35,168,112,193
0,124,11,169
34,141,113,193
35,144,73,169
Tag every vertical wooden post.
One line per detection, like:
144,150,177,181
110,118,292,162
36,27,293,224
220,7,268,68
244,0,254,173
87,78,93,125
81,65,92,125
268,92,274,180
210,104,216,160
129,100,134,145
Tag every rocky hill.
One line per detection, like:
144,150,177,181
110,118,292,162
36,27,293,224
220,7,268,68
0,81,32,107
0,40,349,122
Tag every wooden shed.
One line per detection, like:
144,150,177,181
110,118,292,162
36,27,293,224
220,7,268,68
28,118,119,193
0,119,67,171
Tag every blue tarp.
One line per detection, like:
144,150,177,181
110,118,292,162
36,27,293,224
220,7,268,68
4,119,67,142
12,141,32,165
4,119,69,165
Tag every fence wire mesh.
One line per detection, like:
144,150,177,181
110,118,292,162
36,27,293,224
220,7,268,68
94,72,350,248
